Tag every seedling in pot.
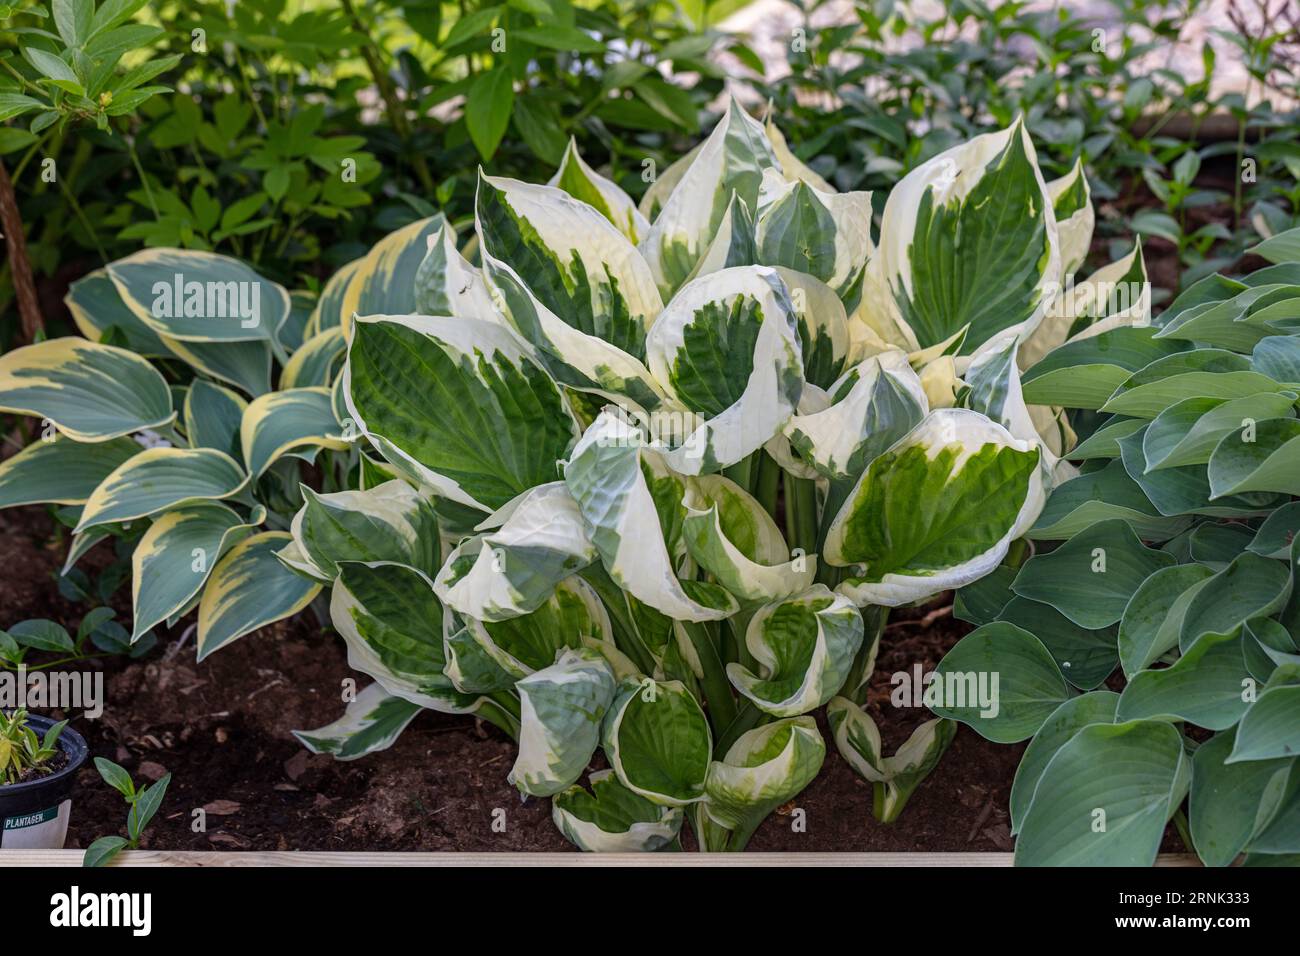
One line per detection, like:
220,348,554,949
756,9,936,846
83,758,171,867
0,708,68,786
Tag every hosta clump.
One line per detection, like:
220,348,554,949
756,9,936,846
943,230,1300,866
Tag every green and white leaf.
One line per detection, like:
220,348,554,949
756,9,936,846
0,435,141,508
704,716,825,832
240,386,346,478
829,700,956,822
602,677,712,806
66,269,167,356
551,769,684,852
292,682,423,761
1046,157,1094,277
413,223,497,320
76,447,248,533
548,138,650,244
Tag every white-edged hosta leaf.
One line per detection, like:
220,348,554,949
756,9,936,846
727,586,863,716
0,337,174,441
75,447,248,533
682,474,814,602
646,265,804,474
435,482,596,621
511,646,617,797
279,326,346,390
196,531,321,659
754,171,872,299
476,170,663,362
864,120,1060,356
1228,668,1300,762
1143,392,1297,472
292,682,422,761
775,266,852,389
704,716,824,832
1010,518,1176,628
1046,157,1094,277
329,561,481,711
1191,725,1294,866
338,216,448,337
283,479,440,582
65,268,167,356
826,409,1043,607
106,248,288,349
1117,631,1251,730
641,97,778,297
1207,418,1300,498
183,380,246,460
602,677,712,806
345,313,580,512
1014,719,1189,866
131,503,261,641
552,769,684,852
0,435,141,507
240,386,345,478
1117,563,1216,677
413,223,497,319
638,141,703,221
563,411,737,622
929,621,1072,743
158,334,272,397
308,257,363,336
828,700,956,821
782,351,927,481
548,138,650,244
1008,691,1120,835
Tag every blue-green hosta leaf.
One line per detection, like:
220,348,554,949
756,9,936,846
336,216,447,338
1014,719,1189,866
563,411,737,622
602,677,712,806
995,596,1117,690
1143,393,1297,472
782,351,927,481
827,409,1044,607
1009,691,1120,835
1228,667,1300,762
863,120,1060,356
1117,426,1282,518
930,621,1073,743
1068,417,1146,460
197,531,321,660
1011,518,1176,628
727,586,863,717
1021,326,1185,409
1190,522,1256,569
450,576,617,681
158,335,272,397
1208,418,1300,498
435,482,596,622
75,447,248,533
1155,284,1300,353
754,171,872,300
953,564,1018,626
704,716,825,831
548,138,650,245
280,290,314,353
1249,226,1300,264
292,682,422,761
476,171,663,361
1251,335,1300,386
66,269,167,356
551,769,684,852
0,338,174,441
308,257,363,337
132,503,262,641
413,223,497,320
280,327,346,390
1046,158,1094,278
646,265,804,474
1117,563,1216,677
511,647,617,797
1103,366,1283,418
183,380,246,460
240,386,346,478
1191,726,1294,866
641,97,778,297
1117,631,1251,730
281,479,440,583
1026,459,1191,542
1243,617,1300,683
1179,552,1292,650
828,700,956,821
1250,502,1300,559
682,474,815,603
345,313,580,512
0,435,141,507
106,248,289,351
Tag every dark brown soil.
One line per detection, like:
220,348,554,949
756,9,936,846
9,747,68,785
0,502,1184,855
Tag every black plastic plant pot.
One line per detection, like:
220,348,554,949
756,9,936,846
0,716,89,850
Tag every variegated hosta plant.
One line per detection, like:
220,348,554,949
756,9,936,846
0,215,452,658
256,101,1137,851
941,234,1300,866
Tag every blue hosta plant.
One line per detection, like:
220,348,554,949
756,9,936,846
944,235,1300,866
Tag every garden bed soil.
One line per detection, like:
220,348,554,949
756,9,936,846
1,499,1190,856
